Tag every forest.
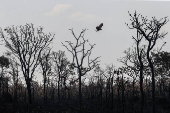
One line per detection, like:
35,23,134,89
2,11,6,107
0,11,169,113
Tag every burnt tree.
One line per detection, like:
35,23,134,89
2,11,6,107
0,24,54,104
62,29,99,112
52,50,73,101
127,11,168,113
39,49,52,103
6,52,20,104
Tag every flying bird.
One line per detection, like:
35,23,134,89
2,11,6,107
96,23,103,32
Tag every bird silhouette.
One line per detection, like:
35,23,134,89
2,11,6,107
96,23,103,32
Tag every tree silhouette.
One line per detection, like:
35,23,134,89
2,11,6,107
52,50,72,101
0,55,10,97
5,51,20,105
127,11,168,113
0,24,54,104
39,49,52,103
152,51,170,76
62,29,100,112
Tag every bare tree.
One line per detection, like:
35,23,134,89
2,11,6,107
93,66,105,108
62,29,100,112
5,51,20,105
52,50,72,101
103,64,115,109
39,49,52,103
120,45,146,112
127,11,168,113
0,24,54,104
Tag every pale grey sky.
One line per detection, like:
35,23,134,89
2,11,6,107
0,0,170,82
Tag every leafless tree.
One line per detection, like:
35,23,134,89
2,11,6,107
39,49,52,103
0,24,54,104
103,64,115,109
127,11,168,113
5,51,20,104
62,29,100,112
52,50,72,101
119,45,146,112
93,66,105,108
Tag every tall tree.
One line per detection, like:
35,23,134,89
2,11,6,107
127,11,168,113
39,49,52,103
0,24,54,104
5,51,20,104
93,66,105,108
120,45,146,112
62,29,99,112
104,64,115,109
52,50,72,101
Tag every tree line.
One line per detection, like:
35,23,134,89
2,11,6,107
0,11,169,113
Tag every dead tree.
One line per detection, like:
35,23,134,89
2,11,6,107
127,11,168,113
0,24,54,104
104,64,115,109
62,29,100,112
52,50,73,101
93,66,105,109
39,49,52,103
6,52,19,104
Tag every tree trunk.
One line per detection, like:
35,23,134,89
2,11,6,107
6,79,8,93
151,63,155,113
33,87,34,103
139,64,144,113
0,78,1,97
24,88,26,102
57,80,60,101
168,82,170,99
79,70,82,113
147,45,155,113
121,76,125,113
133,79,135,98
27,81,32,104
14,84,18,104
100,86,103,108
111,77,114,110
117,77,120,102
44,78,46,102
46,82,48,104
136,38,144,113
106,88,108,104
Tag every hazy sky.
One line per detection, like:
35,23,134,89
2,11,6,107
0,0,170,81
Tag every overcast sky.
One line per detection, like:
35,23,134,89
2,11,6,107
0,0,170,81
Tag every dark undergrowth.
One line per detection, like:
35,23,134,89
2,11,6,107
1,97,170,113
